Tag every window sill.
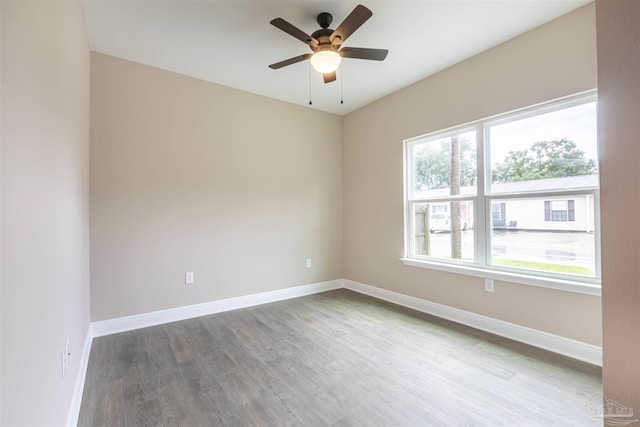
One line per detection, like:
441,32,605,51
399,257,601,296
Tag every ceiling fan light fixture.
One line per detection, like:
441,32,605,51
310,50,341,74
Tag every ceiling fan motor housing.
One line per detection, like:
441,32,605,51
311,29,338,51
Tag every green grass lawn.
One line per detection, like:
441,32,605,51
493,258,594,276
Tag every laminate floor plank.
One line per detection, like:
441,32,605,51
78,289,601,426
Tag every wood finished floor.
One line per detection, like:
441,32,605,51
78,289,602,426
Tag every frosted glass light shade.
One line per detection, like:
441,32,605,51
310,50,342,73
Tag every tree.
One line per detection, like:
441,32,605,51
413,138,476,191
492,138,597,183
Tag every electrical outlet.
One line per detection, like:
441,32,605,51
306,259,312,269
185,272,195,284
484,278,495,293
61,340,70,379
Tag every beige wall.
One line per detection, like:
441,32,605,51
343,4,602,345
90,53,343,321
596,0,640,414
1,1,91,426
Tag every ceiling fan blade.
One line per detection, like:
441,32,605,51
269,53,313,69
340,47,388,61
330,5,372,45
323,71,337,83
270,18,318,47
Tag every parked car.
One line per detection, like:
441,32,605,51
430,213,450,233
429,213,468,233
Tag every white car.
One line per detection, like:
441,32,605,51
430,213,468,233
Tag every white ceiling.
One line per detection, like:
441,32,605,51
82,0,590,116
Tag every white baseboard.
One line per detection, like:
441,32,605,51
343,279,602,366
91,279,343,337
66,327,93,427
90,278,602,365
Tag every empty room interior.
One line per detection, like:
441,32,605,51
2,0,639,426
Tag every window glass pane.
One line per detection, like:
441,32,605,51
488,101,598,194
490,196,596,277
411,201,474,262
405,93,599,283
551,210,568,222
410,130,476,199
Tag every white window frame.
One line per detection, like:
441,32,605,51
402,91,601,296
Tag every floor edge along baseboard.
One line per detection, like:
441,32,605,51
66,327,94,427
89,278,602,366
342,279,602,367
90,279,344,337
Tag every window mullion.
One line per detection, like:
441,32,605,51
476,123,487,268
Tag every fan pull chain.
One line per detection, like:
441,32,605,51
308,62,313,105
340,63,344,104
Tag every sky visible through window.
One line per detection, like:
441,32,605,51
489,101,598,167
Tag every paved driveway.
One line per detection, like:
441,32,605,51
428,229,596,272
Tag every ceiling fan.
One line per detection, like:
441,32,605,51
268,4,388,83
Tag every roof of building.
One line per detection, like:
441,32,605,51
413,174,598,199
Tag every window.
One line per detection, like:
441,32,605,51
407,129,476,261
545,200,575,222
492,202,506,227
404,92,599,287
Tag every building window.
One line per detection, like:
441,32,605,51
545,200,575,222
492,202,506,227
404,92,599,284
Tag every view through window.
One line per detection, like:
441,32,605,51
405,93,599,283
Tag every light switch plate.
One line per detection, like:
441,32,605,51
185,272,194,284
484,278,494,292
